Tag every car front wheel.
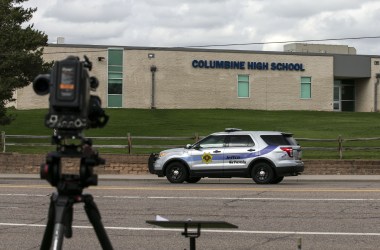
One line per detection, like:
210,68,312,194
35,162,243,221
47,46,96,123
252,162,274,184
186,177,201,183
165,163,188,183
270,176,284,184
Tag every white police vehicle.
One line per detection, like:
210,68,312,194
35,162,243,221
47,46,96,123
148,129,304,184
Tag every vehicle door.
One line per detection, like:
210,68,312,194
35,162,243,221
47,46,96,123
223,134,257,175
188,135,226,175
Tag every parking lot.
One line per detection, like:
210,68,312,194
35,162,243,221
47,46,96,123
0,176,379,249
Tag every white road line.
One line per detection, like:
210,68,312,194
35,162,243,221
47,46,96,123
147,197,380,201
0,193,47,197
102,195,141,199
1,193,380,202
0,223,379,236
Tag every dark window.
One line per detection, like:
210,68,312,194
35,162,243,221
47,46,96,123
227,135,254,147
108,83,122,94
195,135,226,148
261,135,297,146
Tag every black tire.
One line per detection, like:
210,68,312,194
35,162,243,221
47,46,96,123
186,177,202,183
251,162,274,184
165,162,188,183
270,176,284,184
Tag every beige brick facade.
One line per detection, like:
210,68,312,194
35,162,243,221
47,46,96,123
11,44,380,112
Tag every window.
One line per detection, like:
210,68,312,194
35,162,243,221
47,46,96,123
108,49,123,65
196,135,226,148
227,135,254,147
300,77,311,99
108,48,123,107
108,82,122,94
260,135,297,146
238,75,250,98
108,95,122,107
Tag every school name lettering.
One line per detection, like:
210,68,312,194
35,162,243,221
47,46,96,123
192,60,305,71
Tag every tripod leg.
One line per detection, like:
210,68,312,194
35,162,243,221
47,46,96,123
83,194,114,250
49,194,72,250
64,206,73,238
190,237,196,250
40,194,56,250
51,223,65,250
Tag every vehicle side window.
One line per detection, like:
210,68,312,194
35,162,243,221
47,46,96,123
260,135,296,145
227,135,255,147
196,135,226,148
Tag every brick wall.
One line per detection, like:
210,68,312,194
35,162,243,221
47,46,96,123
1,153,380,175
302,160,380,175
0,153,150,175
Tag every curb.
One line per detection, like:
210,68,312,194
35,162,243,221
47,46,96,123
0,174,379,181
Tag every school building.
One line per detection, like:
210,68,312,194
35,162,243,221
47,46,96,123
13,43,380,112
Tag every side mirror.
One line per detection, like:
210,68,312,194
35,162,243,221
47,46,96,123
185,144,192,149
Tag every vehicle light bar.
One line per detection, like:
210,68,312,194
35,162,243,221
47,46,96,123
225,128,242,132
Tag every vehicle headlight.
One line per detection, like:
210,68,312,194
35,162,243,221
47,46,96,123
159,152,168,158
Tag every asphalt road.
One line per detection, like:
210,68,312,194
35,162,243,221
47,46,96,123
0,177,379,250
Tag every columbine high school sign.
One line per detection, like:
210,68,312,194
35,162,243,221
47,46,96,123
192,59,305,71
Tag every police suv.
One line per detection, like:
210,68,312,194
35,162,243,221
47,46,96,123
148,129,304,184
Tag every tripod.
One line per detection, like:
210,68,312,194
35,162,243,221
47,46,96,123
39,137,113,250
40,189,113,250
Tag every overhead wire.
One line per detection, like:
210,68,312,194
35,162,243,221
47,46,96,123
182,35,380,48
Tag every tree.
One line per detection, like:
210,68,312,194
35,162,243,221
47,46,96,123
0,0,49,125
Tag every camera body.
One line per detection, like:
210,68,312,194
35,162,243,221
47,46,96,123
33,56,108,136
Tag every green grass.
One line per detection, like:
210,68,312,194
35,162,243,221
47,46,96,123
2,108,380,158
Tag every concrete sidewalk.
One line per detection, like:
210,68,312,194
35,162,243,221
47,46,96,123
0,174,379,181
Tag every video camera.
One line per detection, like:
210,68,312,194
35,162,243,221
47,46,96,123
33,55,108,137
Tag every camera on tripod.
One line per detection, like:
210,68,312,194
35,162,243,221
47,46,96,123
33,55,108,136
36,56,114,249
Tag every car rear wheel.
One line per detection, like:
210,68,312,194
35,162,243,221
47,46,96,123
186,177,202,183
166,162,188,183
252,162,274,184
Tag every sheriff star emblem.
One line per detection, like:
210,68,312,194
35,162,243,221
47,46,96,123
202,152,213,164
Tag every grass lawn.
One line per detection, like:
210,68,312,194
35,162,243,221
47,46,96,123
1,108,380,159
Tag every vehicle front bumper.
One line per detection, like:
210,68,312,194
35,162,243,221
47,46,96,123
148,153,164,176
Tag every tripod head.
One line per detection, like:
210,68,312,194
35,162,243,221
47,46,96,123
40,134,104,195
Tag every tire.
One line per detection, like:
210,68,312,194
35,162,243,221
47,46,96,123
165,162,188,183
186,177,202,183
270,176,284,184
251,162,274,184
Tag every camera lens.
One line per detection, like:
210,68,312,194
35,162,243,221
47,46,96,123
33,74,51,95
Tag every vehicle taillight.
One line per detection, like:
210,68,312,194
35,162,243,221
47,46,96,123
280,147,293,157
